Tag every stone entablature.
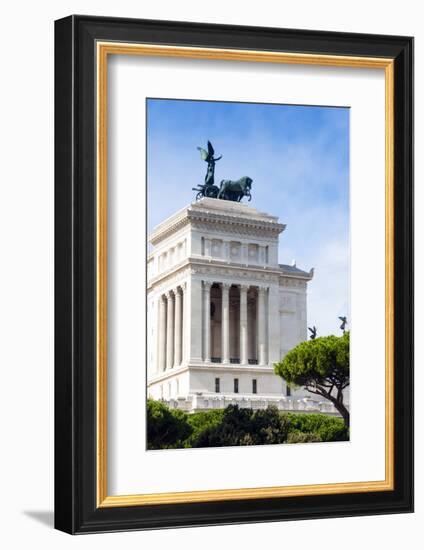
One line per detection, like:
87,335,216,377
148,198,289,281
150,198,285,245
148,258,312,292
147,198,314,412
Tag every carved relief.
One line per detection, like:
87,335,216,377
248,243,259,262
230,241,241,260
211,239,223,257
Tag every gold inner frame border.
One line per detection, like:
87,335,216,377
96,42,395,508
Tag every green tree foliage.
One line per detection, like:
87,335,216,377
185,409,225,447
146,401,349,449
274,331,350,427
286,413,348,442
192,405,290,448
147,399,193,450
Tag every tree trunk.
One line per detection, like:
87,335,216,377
305,386,350,428
333,401,349,428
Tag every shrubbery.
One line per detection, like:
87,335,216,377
193,405,290,448
185,409,225,447
285,412,348,442
147,400,349,450
147,399,193,450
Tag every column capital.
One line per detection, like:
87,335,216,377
239,284,250,293
221,282,231,291
165,290,175,300
203,281,213,291
257,285,268,295
180,281,187,292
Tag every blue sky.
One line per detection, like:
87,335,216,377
147,98,350,336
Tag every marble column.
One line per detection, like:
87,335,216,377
203,281,212,362
166,291,174,369
257,286,267,366
267,284,280,364
157,294,167,372
221,283,230,364
181,282,187,363
188,278,203,363
240,285,248,365
174,287,182,367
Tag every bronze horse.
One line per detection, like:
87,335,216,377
217,176,253,202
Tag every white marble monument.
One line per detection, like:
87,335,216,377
147,198,333,413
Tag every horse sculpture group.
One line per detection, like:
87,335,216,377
217,176,252,202
192,141,253,203
193,176,252,203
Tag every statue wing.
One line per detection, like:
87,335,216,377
207,140,215,158
197,146,209,161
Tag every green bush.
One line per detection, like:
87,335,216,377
147,399,193,450
286,412,349,442
185,409,225,447
146,400,349,449
192,405,290,448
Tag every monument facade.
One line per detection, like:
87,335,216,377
146,197,339,413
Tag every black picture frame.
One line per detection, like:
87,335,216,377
55,15,414,534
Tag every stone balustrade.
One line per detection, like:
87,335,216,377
162,395,340,415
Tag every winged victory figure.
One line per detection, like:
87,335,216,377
308,326,317,340
197,140,222,188
338,316,348,333
192,141,222,199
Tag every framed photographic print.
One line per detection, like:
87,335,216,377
54,15,414,534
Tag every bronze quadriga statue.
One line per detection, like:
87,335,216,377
193,141,253,203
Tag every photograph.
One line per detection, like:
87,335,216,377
146,98,351,450
51,14,413,534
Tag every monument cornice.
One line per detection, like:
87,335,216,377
148,256,313,291
147,363,278,385
177,259,280,285
149,199,286,245
191,221,281,240
191,258,313,281
188,364,277,374
189,212,285,236
147,263,191,293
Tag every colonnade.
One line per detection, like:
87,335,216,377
156,281,269,371
156,283,186,372
203,282,268,367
